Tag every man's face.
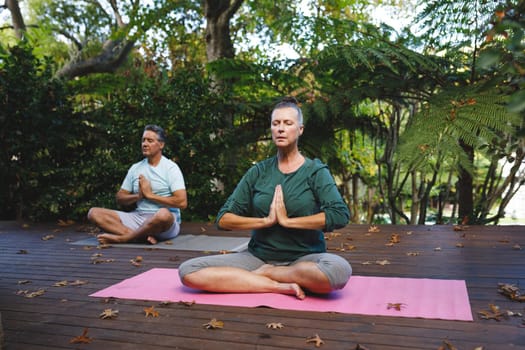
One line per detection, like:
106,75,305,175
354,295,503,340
141,130,164,158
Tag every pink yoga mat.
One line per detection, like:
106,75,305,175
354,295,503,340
90,268,473,321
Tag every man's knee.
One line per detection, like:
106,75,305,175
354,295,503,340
87,207,100,222
155,208,174,225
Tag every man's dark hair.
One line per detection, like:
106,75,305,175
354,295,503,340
144,124,167,143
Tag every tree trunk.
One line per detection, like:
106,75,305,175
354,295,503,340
204,0,243,62
351,174,360,223
458,141,474,224
6,0,25,39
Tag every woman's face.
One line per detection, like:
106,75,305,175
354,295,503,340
271,107,304,148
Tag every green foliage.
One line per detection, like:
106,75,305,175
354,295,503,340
0,42,88,220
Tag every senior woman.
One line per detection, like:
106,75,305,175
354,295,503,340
178,97,351,299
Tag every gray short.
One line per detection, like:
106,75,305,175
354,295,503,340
178,251,352,290
117,211,180,241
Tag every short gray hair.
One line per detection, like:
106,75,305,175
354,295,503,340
272,96,303,126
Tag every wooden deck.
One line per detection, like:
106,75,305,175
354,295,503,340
0,221,524,350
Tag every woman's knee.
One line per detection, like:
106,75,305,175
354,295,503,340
318,254,352,290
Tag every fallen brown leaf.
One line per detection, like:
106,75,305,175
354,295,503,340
375,259,391,266
406,252,420,256
324,232,342,241
387,302,405,311
498,283,525,302
266,322,284,329
478,304,504,321
70,328,92,344
389,233,401,244
69,280,88,286
41,234,55,241
178,300,196,307
367,225,380,233
355,344,370,350
99,308,119,319
53,280,69,287
306,334,324,347
57,219,75,226
144,305,159,317
18,289,46,298
438,340,458,350
202,318,224,329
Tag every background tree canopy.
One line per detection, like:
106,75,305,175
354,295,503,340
1,0,524,225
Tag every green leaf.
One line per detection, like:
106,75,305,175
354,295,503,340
507,90,525,113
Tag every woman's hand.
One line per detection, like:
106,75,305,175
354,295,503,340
273,185,290,227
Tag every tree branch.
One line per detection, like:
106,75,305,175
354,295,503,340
55,39,135,79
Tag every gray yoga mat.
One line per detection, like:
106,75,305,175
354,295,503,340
71,234,249,252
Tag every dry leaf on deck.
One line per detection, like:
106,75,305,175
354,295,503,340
324,232,341,240
389,233,401,244
130,256,143,267
513,244,522,250
57,219,75,226
478,304,504,321
41,234,55,241
18,289,46,298
18,280,31,285
306,334,324,347
69,280,88,286
367,225,380,233
375,259,391,266
438,340,458,350
53,280,69,287
455,243,464,248
406,252,420,256
498,282,525,301
17,249,28,254
387,302,405,311
355,344,370,350
202,318,224,329
178,300,196,307
99,308,119,319
266,322,284,329
144,305,159,317
70,328,92,344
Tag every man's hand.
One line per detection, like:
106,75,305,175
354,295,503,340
138,175,152,199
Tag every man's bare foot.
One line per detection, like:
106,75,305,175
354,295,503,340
146,236,158,245
97,233,125,245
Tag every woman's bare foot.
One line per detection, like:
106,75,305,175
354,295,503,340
146,236,158,245
97,233,125,245
279,282,306,300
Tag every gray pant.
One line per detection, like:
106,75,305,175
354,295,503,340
178,251,352,290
